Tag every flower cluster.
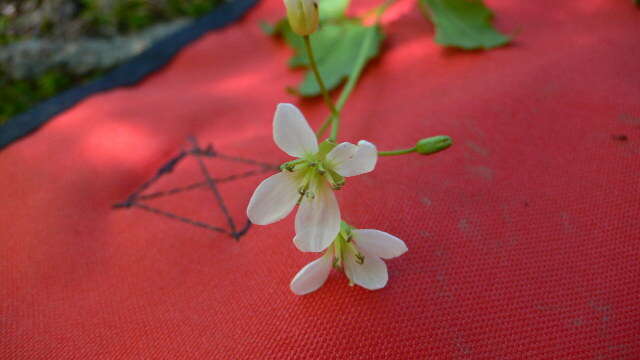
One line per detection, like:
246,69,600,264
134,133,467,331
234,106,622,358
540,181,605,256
245,0,453,296
247,104,408,295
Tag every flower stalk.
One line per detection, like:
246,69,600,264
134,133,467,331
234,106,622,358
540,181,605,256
378,147,416,156
315,2,390,142
378,136,453,156
303,36,339,121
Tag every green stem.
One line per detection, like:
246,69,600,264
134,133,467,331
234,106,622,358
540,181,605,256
326,25,375,142
303,36,339,119
317,0,393,141
378,147,416,156
316,113,333,139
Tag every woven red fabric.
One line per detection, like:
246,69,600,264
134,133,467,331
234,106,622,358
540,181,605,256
1,0,639,358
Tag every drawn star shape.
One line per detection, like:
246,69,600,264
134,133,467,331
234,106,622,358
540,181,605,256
114,137,278,240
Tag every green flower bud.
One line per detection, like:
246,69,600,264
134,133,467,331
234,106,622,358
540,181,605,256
284,0,319,36
415,135,453,155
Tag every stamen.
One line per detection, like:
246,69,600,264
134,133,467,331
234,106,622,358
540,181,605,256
332,177,345,190
280,159,305,172
344,241,364,265
322,170,345,190
323,172,337,189
333,238,344,269
297,169,316,197
317,163,326,175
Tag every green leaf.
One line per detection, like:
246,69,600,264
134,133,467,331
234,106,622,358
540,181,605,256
272,20,383,97
262,0,380,98
319,0,350,21
259,20,276,35
420,0,510,50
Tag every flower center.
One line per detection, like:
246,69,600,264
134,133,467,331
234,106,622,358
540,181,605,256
280,141,346,198
330,221,364,270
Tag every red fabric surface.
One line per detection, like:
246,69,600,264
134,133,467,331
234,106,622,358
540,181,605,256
2,0,639,358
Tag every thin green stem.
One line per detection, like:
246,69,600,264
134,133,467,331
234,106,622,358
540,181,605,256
303,36,339,119
327,22,377,142
317,0,394,141
315,113,333,139
378,147,416,156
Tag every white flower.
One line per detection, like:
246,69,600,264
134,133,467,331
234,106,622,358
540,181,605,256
290,225,408,295
247,103,378,252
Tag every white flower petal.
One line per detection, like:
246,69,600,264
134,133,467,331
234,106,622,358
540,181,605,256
293,185,340,252
273,103,318,158
326,142,357,165
352,229,408,259
290,251,333,295
344,247,388,290
334,140,378,177
247,172,299,225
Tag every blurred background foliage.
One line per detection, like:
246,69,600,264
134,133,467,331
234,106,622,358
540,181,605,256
79,0,220,35
0,0,222,124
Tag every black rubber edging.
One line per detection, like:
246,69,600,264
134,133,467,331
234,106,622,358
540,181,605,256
0,0,259,150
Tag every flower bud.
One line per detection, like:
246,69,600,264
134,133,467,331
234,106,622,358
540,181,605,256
284,0,319,36
415,135,452,155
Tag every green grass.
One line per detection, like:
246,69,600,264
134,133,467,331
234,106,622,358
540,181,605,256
79,0,221,35
0,69,105,124
0,0,222,125
0,16,21,46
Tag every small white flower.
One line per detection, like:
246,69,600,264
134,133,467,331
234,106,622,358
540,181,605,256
247,104,378,252
290,225,408,295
